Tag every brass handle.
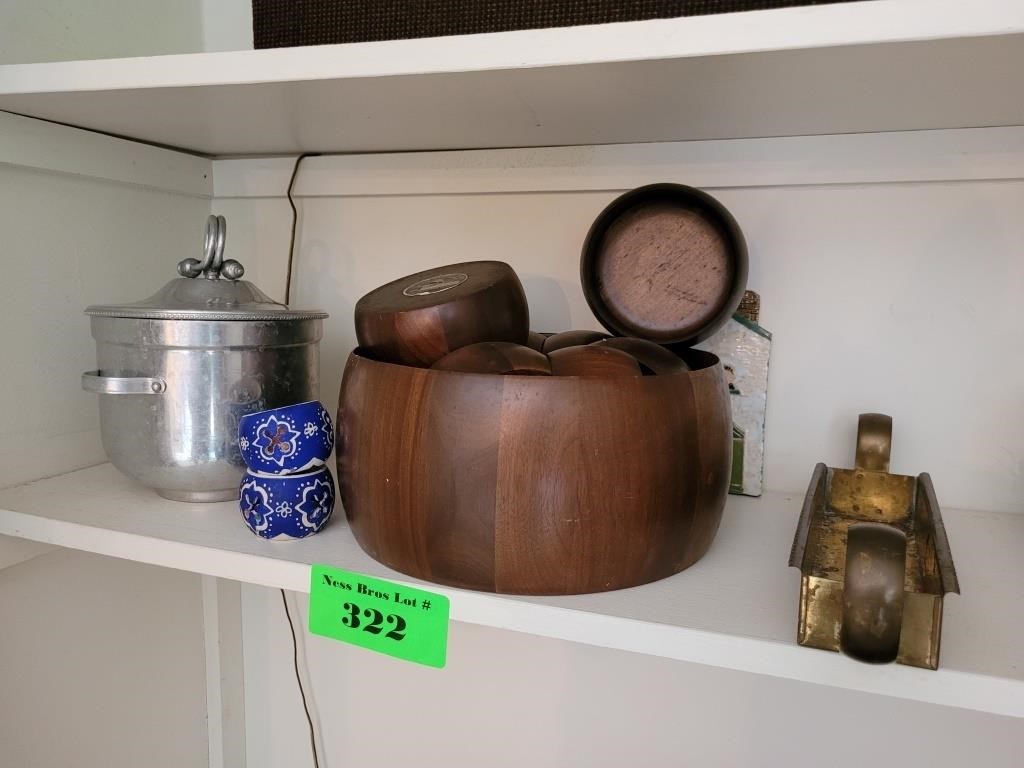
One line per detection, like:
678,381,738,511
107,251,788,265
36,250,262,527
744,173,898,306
855,412,892,472
840,522,907,664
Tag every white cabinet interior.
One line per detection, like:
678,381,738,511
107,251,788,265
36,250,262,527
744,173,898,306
1,3,1023,765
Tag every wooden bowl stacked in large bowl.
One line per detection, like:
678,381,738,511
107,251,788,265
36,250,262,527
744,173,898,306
354,260,529,367
338,185,747,595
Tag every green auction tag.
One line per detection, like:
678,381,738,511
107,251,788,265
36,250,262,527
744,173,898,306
309,564,449,668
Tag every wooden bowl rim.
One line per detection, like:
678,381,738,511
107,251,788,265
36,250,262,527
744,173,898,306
348,346,721,380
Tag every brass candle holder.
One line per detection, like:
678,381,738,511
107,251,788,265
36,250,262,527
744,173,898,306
789,413,960,669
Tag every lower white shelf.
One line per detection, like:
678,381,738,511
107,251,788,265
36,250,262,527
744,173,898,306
0,463,1020,718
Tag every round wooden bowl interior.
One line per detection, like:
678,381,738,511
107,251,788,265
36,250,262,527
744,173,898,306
337,348,731,595
581,184,748,346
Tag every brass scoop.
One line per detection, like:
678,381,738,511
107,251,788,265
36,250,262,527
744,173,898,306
789,413,960,669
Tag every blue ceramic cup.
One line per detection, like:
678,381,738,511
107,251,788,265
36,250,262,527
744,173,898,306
238,400,334,474
238,466,335,540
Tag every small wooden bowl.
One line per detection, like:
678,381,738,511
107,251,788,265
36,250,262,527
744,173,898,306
548,345,642,378
355,261,529,367
581,184,747,346
593,337,690,375
432,342,551,376
542,329,610,353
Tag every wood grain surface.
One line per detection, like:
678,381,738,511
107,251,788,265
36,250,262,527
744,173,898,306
547,344,642,378
354,260,529,367
541,329,610,353
337,348,732,594
593,336,691,375
598,202,731,333
432,341,551,376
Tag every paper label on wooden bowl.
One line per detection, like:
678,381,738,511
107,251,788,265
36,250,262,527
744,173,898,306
402,272,468,296
309,565,450,668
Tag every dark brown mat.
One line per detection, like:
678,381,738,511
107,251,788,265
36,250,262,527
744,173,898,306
253,1,862,48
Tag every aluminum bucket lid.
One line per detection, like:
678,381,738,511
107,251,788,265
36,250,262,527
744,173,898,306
85,214,328,322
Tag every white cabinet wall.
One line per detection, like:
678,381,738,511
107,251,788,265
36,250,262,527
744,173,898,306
0,0,253,64
219,136,1024,514
0,119,212,767
1,2,1023,766
244,589,1024,768
222,133,1024,767
0,552,208,768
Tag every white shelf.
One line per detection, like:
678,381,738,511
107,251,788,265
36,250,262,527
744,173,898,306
0,1,1022,155
1,463,1020,718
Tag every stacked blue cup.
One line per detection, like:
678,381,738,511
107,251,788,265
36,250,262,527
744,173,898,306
237,401,335,540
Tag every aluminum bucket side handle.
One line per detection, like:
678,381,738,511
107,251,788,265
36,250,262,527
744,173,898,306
82,371,166,395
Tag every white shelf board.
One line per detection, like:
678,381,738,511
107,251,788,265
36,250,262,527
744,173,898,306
0,0,1022,155
0,463,1020,718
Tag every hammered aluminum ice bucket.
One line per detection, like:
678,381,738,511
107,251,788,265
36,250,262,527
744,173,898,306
83,216,327,502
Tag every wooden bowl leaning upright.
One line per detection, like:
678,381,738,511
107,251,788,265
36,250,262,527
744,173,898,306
336,348,732,595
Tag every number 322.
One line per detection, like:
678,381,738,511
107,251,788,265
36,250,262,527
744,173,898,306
341,601,407,640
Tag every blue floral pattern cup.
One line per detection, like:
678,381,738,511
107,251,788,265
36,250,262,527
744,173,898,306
239,466,334,540
238,400,334,474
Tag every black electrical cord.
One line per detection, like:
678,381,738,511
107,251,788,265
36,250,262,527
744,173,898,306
284,152,322,306
281,589,321,768
282,151,324,768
